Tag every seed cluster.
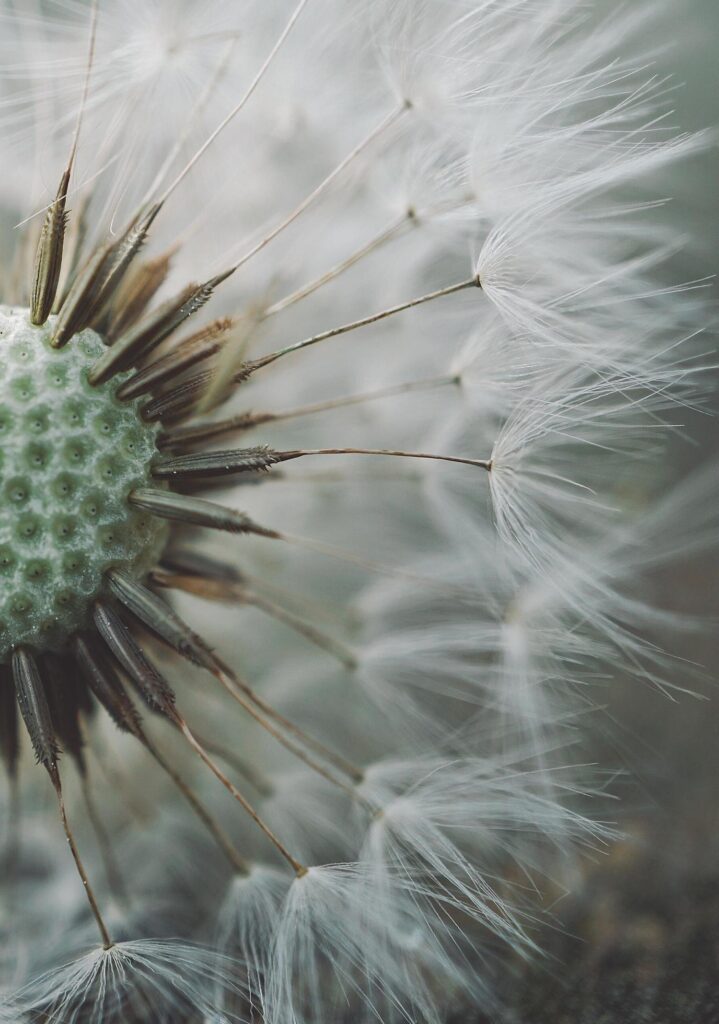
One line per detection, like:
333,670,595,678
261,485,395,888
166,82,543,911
0,305,168,662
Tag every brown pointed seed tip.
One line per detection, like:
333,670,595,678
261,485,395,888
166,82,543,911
52,202,162,349
115,317,234,401
88,276,217,386
151,446,283,481
11,647,60,778
105,568,219,673
92,601,178,720
30,169,71,326
129,488,279,538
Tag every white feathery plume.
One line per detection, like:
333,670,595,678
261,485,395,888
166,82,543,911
359,755,612,901
216,864,292,1015
12,941,246,1024
258,769,358,863
265,862,457,1024
486,367,683,564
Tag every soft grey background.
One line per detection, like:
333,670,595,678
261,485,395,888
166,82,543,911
636,0,719,271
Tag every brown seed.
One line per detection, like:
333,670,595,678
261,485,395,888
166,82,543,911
30,169,71,326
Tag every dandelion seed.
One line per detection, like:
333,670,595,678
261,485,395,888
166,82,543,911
13,940,246,1024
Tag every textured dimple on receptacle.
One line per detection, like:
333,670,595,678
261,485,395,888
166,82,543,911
0,305,169,662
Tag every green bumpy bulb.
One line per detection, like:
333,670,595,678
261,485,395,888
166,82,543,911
0,305,169,662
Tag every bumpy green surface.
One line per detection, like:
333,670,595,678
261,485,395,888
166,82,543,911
0,305,168,662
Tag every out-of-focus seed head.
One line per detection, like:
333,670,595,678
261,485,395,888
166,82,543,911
0,305,168,662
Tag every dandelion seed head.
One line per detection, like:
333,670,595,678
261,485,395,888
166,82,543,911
0,0,713,1020
0,306,167,662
